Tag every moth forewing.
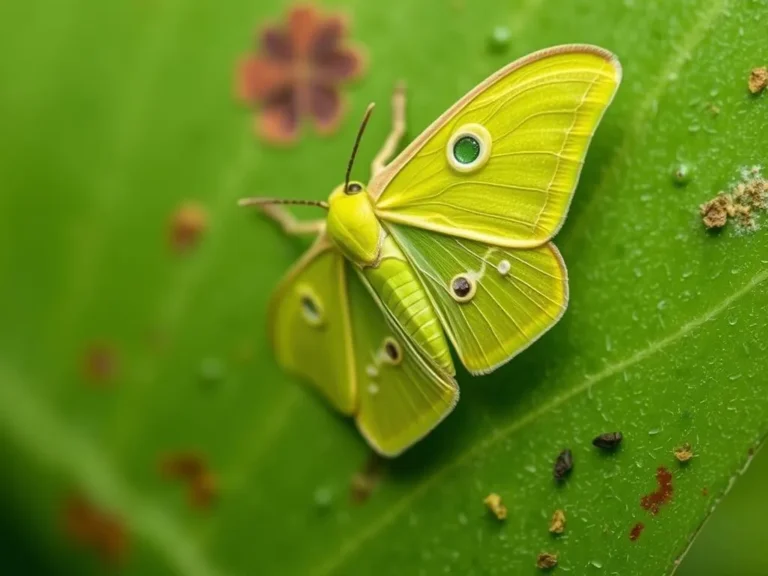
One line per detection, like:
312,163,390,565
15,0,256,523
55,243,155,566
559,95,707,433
370,44,622,248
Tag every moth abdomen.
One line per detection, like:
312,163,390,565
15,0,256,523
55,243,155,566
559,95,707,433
362,236,454,376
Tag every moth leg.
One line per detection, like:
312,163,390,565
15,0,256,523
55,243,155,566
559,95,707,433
261,205,325,236
371,81,407,176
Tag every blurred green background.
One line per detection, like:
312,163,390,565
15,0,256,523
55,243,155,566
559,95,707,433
1,0,767,574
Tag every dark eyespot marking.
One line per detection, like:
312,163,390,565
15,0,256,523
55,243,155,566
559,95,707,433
382,337,403,365
452,276,471,297
346,182,363,194
450,274,476,302
297,285,324,327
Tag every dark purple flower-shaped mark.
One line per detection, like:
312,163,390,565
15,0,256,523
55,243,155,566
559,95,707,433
236,5,366,144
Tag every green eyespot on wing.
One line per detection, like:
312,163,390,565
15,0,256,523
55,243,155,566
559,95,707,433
371,45,622,248
269,238,356,414
349,268,459,456
388,224,568,375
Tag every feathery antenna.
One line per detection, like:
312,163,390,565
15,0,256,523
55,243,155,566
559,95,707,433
237,197,329,210
344,103,376,192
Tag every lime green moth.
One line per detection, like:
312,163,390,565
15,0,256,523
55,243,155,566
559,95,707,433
241,45,622,456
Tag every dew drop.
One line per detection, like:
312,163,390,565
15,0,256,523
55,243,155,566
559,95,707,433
497,259,511,276
591,560,603,569
314,486,333,508
488,26,511,52
199,357,225,384
728,316,738,326
672,163,693,186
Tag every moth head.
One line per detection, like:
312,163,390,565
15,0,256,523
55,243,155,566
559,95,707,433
324,103,383,267
326,181,382,266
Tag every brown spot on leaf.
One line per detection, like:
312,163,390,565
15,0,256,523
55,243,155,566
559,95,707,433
674,442,694,463
700,194,731,228
549,509,566,535
748,66,768,94
536,552,558,570
170,202,207,254
484,493,507,521
82,342,118,386
350,453,383,504
160,451,217,510
62,493,128,566
629,521,645,541
702,487,709,497
641,467,674,515
236,4,366,144
190,472,218,509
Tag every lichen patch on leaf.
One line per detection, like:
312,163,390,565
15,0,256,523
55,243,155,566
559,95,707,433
483,493,507,520
674,442,694,463
536,552,558,570
236,4,366,144
699,167,767,231
549,509,566,534
748,66,768,94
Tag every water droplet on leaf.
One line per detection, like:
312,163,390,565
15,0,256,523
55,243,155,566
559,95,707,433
488,26,511,52
672,163,693,186
199,357,225,384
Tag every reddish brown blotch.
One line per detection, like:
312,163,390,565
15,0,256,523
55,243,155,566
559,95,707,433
236,4,366,144
159,451,218,510
640,467,673,515
81,342,118,386
169,202,207,254
61,492,129,566
629,521,645,541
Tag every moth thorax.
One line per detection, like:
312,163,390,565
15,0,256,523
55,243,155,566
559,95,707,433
326,183,383,267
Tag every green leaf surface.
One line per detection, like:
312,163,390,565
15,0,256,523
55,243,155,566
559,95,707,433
1,0,767,575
